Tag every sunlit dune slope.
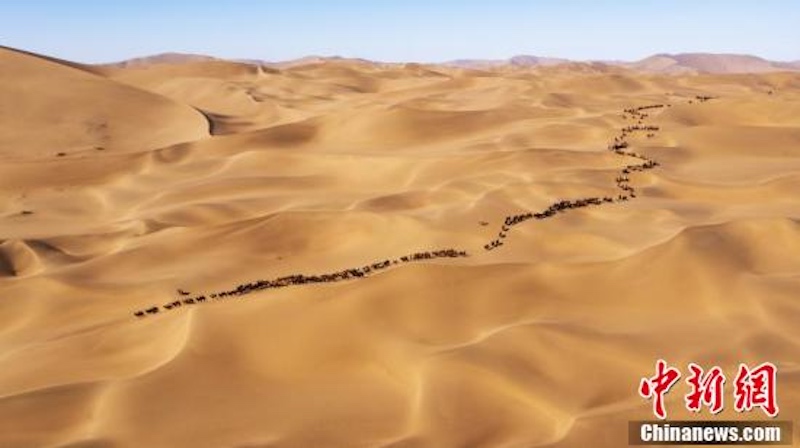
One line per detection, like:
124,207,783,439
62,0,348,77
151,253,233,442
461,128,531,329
0,47,209,160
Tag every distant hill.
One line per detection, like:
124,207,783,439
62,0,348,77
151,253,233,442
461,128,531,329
447,53,800,74
776,60,800,70
262,55,379,69
444,55,570,69
625,53,797,74
96,52,800,74
509,55,571,67
100,52,220,69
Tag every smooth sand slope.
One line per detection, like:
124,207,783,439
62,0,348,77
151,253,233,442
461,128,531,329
1,47,799,447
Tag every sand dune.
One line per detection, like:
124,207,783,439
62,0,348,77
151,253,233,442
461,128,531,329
1,48,799,447
0,47,209,160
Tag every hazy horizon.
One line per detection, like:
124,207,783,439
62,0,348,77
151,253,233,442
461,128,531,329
3,0,799,64
84,49,800,66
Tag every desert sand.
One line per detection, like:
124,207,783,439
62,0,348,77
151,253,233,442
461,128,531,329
1,46,799,447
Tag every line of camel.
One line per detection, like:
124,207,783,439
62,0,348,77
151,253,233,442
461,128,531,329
132,94,715,319
482,94,714,250
133,249,468,317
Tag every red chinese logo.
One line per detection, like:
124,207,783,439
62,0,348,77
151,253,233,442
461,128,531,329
639,360,779,419
685,363,725,414
733,362,779,417
639,359,681,419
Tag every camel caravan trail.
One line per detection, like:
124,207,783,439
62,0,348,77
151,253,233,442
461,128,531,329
132,95,716,319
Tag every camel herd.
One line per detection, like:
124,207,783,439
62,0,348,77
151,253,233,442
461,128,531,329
132,95,715,318
133,249,468,317
482,97,714,251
